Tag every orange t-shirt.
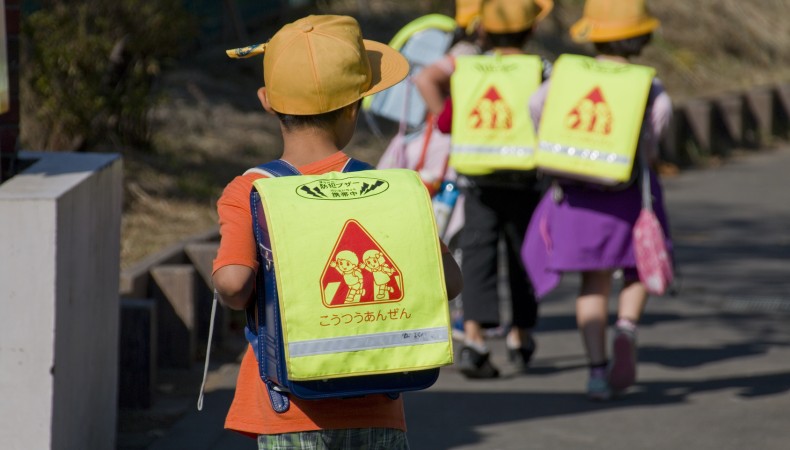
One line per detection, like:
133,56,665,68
213,152,408,437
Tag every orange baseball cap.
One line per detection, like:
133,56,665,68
480,0,553,34
570,0,660,43
226,15,409,115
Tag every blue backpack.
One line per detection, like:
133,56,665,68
362,14,457,131
244,158,441,413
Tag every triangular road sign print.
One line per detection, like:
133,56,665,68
321,220,403,308
565,86,613,134
469,86,513,130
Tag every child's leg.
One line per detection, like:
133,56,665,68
617,278,648,323
504,214,539,370
577,270,613,365
578,270,613,400
463,319,485,347
609,277,648,392
456,183,502,378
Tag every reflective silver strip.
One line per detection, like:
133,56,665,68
452,145,534,157
538,141,632,166
288,327,449,357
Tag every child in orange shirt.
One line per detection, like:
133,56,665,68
213,15,463,449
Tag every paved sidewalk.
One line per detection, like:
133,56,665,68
138,146,790,450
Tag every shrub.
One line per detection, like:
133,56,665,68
20,0,196,151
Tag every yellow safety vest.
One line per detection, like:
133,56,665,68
252,169,453,381
450,53,542,175
535,54,655,185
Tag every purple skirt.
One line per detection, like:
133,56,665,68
521,171,672,299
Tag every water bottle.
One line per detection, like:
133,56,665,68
432,180,459,239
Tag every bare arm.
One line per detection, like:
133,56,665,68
648,90,672,165
212,264,255,310
414,62,452,117
442,251,463,300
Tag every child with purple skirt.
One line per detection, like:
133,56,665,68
521,0,672,400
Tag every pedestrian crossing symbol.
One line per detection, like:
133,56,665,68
321,220,403,307
565,86,612,135
468,86,513,130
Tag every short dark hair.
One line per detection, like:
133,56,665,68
275,100,361,130
485,28,533,49
594,33,652,58
452,26,476,46
275,107,346,131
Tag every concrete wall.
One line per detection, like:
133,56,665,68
0,151,122,450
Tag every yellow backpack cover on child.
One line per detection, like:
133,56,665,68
535,54,655,186
252,168,453,381
450,53,542,175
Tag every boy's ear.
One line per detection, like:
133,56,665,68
257,87,276,115
345,99,362,118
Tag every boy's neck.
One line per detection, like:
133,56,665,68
280,127,343,167
597,54,630,64
493,46,524,55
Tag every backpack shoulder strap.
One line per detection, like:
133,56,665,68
246,163,293,413
246,157,372,177
342,158,374,172
245,159,302,177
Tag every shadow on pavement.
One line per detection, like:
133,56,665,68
405,370,790,449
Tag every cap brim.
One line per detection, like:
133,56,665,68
361,39,410,98
570,17,659,43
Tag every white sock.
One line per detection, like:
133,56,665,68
464,340,488,354
616,318,637,332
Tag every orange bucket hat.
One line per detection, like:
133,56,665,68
570,0,660,43
480,0,553,34
226,15,409,115
455,0,483,29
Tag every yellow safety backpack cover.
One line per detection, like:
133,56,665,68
535,53,655,186
450,53,542,175
252,168,453,381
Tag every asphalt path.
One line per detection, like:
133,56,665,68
140,146,790,450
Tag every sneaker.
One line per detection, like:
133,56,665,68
458,346,500,379
609,325,637,392
507,336,537,372
587,372,612,401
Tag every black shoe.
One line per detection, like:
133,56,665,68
507,337,537,372
458,346,500,379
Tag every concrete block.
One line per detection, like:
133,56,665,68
743,86,773,147
118,298,157,409
772,83,790,138
0,151,122,450
119,227,218,299
682,99,713,158
120,242,187,299
712,94,743,153
150,265,199,368
659,106,681,164
185,241,224,345
184,241,218,288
